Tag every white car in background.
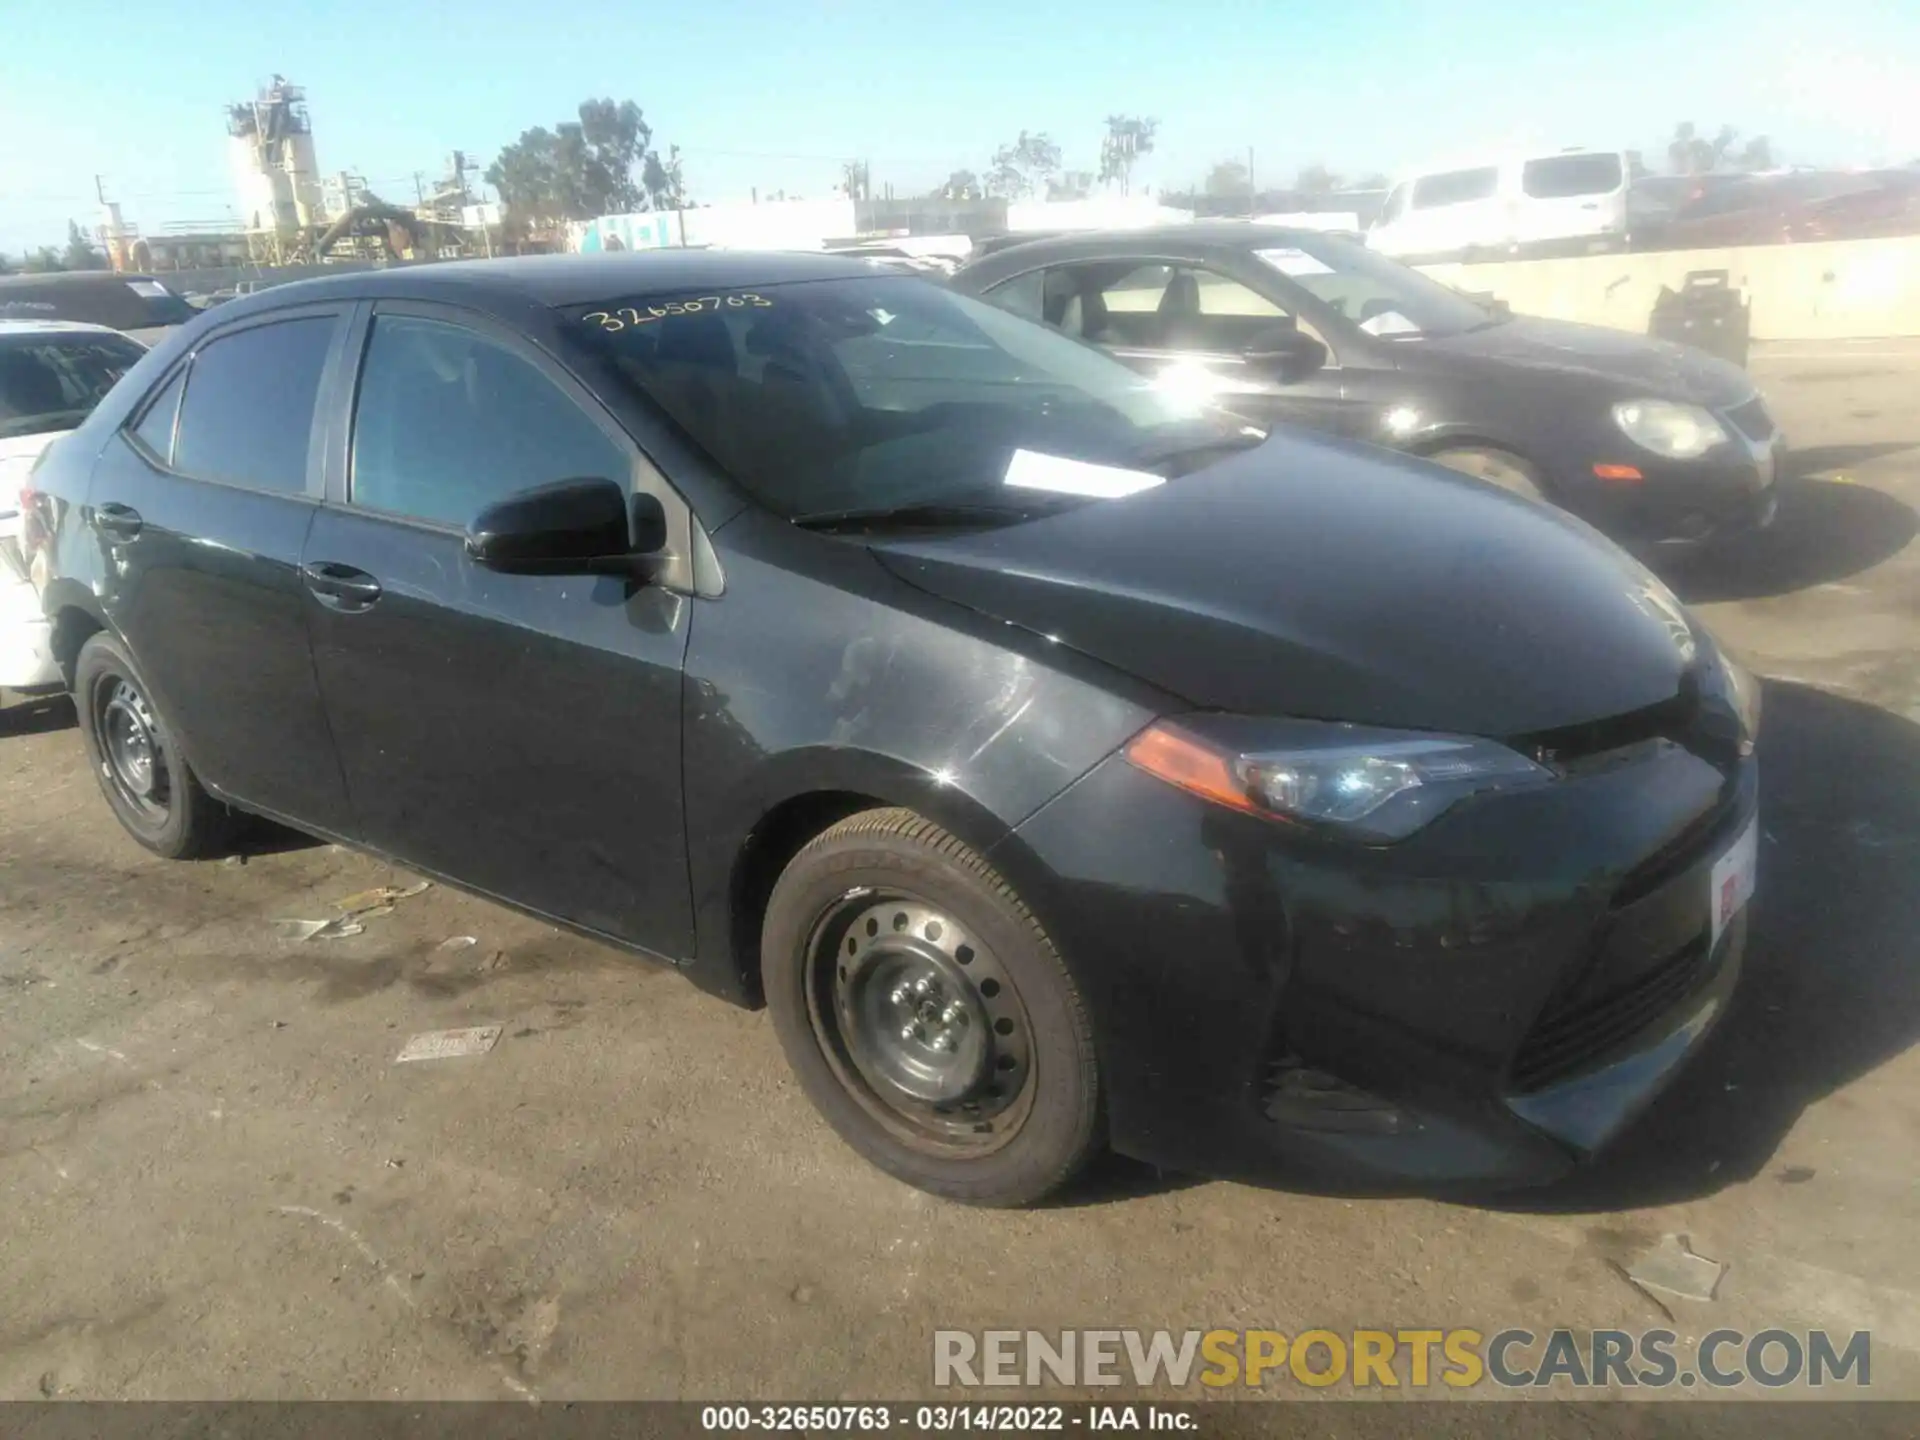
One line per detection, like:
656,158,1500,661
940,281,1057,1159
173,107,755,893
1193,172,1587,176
1,319,147,703
1368,149,1631,261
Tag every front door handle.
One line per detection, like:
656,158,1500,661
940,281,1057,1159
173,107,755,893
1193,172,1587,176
302,560,383,611
94,502,143,541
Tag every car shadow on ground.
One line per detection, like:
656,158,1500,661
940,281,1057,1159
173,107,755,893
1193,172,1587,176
1667,468,1919,604
0,691,75,736
1494,680,1920,1214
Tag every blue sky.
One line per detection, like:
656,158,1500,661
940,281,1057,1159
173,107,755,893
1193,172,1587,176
4,0,1917,255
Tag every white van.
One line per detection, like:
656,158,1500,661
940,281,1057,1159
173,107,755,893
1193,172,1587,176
1367,150,1630,260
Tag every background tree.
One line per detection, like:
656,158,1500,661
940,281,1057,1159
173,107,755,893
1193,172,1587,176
1047,169,1095,201
1294,163,1343,196
63,219,105,271
643,145,688,210
936,169,983,200
486,98,659,225
1668,123,1775,175
1098,116,1157,196
987,131,1062,200
840,159,871,201
1204,158,1250,198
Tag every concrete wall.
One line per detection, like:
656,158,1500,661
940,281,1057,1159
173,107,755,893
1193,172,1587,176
1416,234,1920,341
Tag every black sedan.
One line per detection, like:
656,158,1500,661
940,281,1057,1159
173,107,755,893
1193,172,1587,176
953,223,1786,555
26,252,1760,1205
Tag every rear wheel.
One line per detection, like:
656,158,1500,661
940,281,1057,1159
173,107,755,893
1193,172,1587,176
75,632,236,859
1428,446,1548,502
761,807,1102,1206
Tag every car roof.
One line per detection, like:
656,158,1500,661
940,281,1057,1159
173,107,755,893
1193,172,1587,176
236,250,883,313
968,222,1359,267
0,316,130,339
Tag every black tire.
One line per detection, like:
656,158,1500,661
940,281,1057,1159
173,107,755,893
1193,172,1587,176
1427,445,1548,502
761,807,1102,1206
74,632,236,860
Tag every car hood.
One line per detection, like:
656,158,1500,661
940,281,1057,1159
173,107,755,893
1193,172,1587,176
869,434,1702,738
1412,316,1752,407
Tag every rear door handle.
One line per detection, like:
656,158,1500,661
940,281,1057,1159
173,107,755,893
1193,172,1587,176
302,560,383,610
94,502,143,541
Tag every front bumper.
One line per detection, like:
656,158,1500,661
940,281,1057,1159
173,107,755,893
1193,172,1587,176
1001,729,1756,1192
1561,398,1787,553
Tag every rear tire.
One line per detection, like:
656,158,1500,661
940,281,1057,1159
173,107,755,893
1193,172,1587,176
74,632,236,860
761,807,1102,1206
1427,446,1548,502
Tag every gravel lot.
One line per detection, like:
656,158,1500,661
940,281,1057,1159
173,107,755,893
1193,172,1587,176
3,343,1917,1412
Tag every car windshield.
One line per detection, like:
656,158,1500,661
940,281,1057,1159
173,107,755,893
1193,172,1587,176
0,334,144,440
1252,232,1498,338
568,275,1256,525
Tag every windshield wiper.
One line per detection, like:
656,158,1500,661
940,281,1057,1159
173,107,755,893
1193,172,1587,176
790,498,1078,532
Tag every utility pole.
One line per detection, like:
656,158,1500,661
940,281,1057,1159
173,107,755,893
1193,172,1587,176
94,174,108,204
1247,148,1256,220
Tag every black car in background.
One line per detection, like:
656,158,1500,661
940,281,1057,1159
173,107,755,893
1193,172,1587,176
26,253,1760,1205
0,272,200,347
953,224,1786,555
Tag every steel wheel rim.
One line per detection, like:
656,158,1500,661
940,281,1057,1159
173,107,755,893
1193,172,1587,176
97,677,170,822
804,889,1036,1154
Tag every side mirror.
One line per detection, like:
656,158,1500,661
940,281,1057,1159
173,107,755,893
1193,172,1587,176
466,477,665,578
1243,326,1328,383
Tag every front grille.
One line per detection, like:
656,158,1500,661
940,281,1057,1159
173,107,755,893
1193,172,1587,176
1725,394,1775,443
1510,935,1712,1092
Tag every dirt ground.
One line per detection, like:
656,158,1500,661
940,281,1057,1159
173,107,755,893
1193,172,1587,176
2,343,1918,1409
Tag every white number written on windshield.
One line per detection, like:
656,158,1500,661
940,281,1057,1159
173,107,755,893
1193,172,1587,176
582,293,773,332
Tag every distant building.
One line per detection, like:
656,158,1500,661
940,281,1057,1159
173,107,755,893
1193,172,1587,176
228,75,323,233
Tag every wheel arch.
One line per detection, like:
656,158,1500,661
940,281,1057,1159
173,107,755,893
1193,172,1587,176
1405,432,1553,497
44,583,111,689
687,748,1035,1010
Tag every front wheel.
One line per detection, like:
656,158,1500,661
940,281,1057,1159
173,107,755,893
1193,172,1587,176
74,632,236,859
761,808,1102,1206
1427,446,1548,502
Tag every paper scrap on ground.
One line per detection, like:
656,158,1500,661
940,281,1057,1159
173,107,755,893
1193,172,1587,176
395,1025,503,1064
1626,1233,1727,1302
1004,449,1163,499
333,881,431,915
272,917,365,942
437,935,479,951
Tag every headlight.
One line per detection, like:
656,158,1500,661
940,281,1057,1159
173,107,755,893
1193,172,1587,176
1612,399,1729,460
1125,718,1554,843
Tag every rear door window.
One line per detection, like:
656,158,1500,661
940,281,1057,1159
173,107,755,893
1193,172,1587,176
1045,262,1289,353
1521,154,1624,199
1412,168,1500,209
173,316,336,494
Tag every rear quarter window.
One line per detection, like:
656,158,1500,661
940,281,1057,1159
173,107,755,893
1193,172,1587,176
1412,168,1500,209
1522,154,1625,199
